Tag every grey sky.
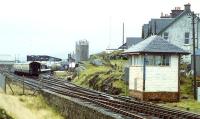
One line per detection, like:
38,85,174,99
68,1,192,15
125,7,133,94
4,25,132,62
0,0,199,60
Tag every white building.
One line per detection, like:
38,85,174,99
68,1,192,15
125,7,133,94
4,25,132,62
124,35,189,102
0,54,15,71
0,54,15,64
143,3,200,63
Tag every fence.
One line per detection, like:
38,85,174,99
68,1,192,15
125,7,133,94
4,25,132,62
0,72,39,95
0,73,6,93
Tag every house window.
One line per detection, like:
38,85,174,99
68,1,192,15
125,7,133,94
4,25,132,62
146,55,170,66
185,32,190,44
164,32,168,40
134,55,139,65
154,56,162,65
146,55,154,65
162,55,170,65
133,55,143,66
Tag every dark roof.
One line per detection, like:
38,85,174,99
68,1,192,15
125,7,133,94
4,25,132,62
118,43,127,49
142,6,192,38
124,35,190,54
150,18,174,34
126,37,143,48
143,18,174,38
158,10,191,34
27,55,62,61
118,37,143,49
143,24,149,38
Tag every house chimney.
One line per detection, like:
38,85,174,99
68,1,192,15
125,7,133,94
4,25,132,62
161,12,163,17
170,6,184,18
184,3,191,11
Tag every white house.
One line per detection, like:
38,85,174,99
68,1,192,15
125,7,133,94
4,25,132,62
158,4,200,63
124,35,189,102
142,3,200,63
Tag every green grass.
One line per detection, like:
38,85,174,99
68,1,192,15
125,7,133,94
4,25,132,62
73,59,128,95
54,71,71,79
73,62,111,85
0,108,13,119
160,74,200,114
163,99,200,114
74,54,200,113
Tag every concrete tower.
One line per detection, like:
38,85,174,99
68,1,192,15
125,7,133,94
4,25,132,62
75,40,89,62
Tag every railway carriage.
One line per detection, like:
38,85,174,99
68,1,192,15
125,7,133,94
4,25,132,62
13,62,51,76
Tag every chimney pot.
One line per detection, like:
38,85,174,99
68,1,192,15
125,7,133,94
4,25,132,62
161,12,163,17
184,3,191,11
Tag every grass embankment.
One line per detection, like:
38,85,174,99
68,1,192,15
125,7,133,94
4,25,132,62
55,51,200,113
0,83,64,119
73,56,128,95
161,75,200,114
54,71,70,79
0,108,13,119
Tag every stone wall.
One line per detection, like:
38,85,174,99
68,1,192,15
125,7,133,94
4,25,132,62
41,89,125,119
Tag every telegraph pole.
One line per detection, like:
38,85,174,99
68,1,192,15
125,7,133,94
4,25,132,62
122,22,127,96
188,11,199,100
191,12,197,100
122,22,125,50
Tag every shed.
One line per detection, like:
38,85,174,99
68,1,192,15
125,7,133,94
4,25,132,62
124,35,189,102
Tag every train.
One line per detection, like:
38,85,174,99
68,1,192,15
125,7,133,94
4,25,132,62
12,61,51,76
49,63,62,72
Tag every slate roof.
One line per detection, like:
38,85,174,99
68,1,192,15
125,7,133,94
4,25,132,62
158,10,191,34
118,43,127,49
143,24,149,38
150,18,174,33
142,6,193,38
143,18,174,38
126,37,143,48
124,35,190,54
118,37,143,49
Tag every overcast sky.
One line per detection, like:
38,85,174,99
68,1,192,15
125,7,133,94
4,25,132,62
0,0,200,60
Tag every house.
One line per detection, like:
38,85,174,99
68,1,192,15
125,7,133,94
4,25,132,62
142,6,184,38
142,3,200,63
124,35,189,102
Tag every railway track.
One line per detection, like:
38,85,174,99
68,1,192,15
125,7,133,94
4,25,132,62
2,72,200,119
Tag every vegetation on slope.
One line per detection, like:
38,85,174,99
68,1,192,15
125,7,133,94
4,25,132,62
161,64,200,114
73,51,128,95
0,108,13,119
72,51,200,113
